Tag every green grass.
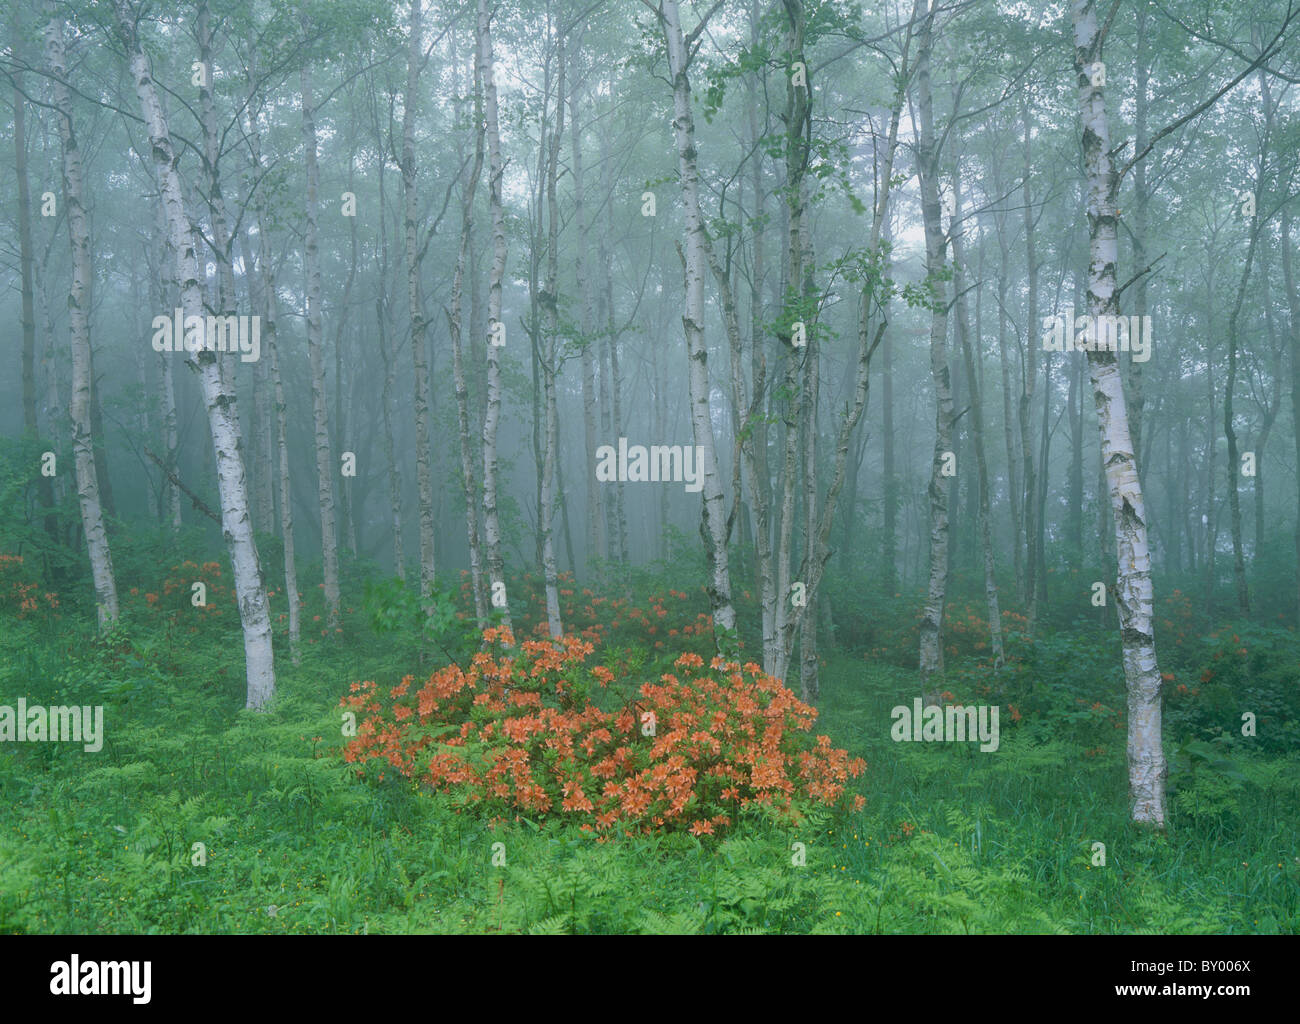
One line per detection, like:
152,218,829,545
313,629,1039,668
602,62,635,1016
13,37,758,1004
1,612,1296,934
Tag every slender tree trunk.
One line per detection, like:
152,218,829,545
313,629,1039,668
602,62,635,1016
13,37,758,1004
12,35,59,538
569,80,606,574
1282,208,1300,620
153,203,183,531
116,0,274,706
661,0,736,642
245,222,275,536
995,225,1024,597
373,117,406,581
46,8,119,628
1020,94,1040,630
300,60,342,627
539,32,565,640
405,0,437,603
478,0,512,633
594,121,629,571
256,204,302,665
915,3,952,705
448,56,488,628
335,147,360,559
1072,0,1166,826
1224,207,1260,618
953,172,1003,669
1129,6,1150,489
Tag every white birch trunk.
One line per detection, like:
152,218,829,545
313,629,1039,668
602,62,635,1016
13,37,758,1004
915,2,953,705
152,202,183,531
539,35,565,640
661,0,737,641
115,0,275,708
1072,0,1166,826
372,119,406,582
45,8,119,629
447,53,489,629
300,62,342,628
570,83,606,570
477,0,512,634
259,215,302,665
952,173,1004,669
403,0,437,604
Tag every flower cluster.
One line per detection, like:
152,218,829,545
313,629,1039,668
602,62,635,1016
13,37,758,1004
339,628,866,837
0,553,60,618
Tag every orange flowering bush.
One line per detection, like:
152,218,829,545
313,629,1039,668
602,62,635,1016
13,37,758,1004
123,560,243,633
339,627,866,836
0,553,59,619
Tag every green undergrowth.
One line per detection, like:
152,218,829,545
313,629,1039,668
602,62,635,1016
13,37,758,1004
0,609,1296,934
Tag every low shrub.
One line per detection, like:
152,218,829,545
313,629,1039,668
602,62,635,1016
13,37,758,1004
339,627,866,837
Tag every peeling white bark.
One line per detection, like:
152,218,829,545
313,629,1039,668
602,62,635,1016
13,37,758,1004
477,0,512,634
1072,0,1166,826
45,8,119,629
661,0,737,642
115,0,275,708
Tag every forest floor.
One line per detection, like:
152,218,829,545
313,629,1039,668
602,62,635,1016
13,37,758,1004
1,583,1297,934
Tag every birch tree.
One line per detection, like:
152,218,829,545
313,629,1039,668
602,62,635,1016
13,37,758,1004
301,44,343,628
1071,0,1164,825
478,0,512,634
653,0,737,644
113,0,275,708
914,0,954,705
45,5,119,629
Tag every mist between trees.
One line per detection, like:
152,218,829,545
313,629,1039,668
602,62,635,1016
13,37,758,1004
3,0,1299,840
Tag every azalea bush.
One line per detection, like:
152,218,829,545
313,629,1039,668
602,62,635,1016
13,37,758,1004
339,626,866,837
0,553,60,620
